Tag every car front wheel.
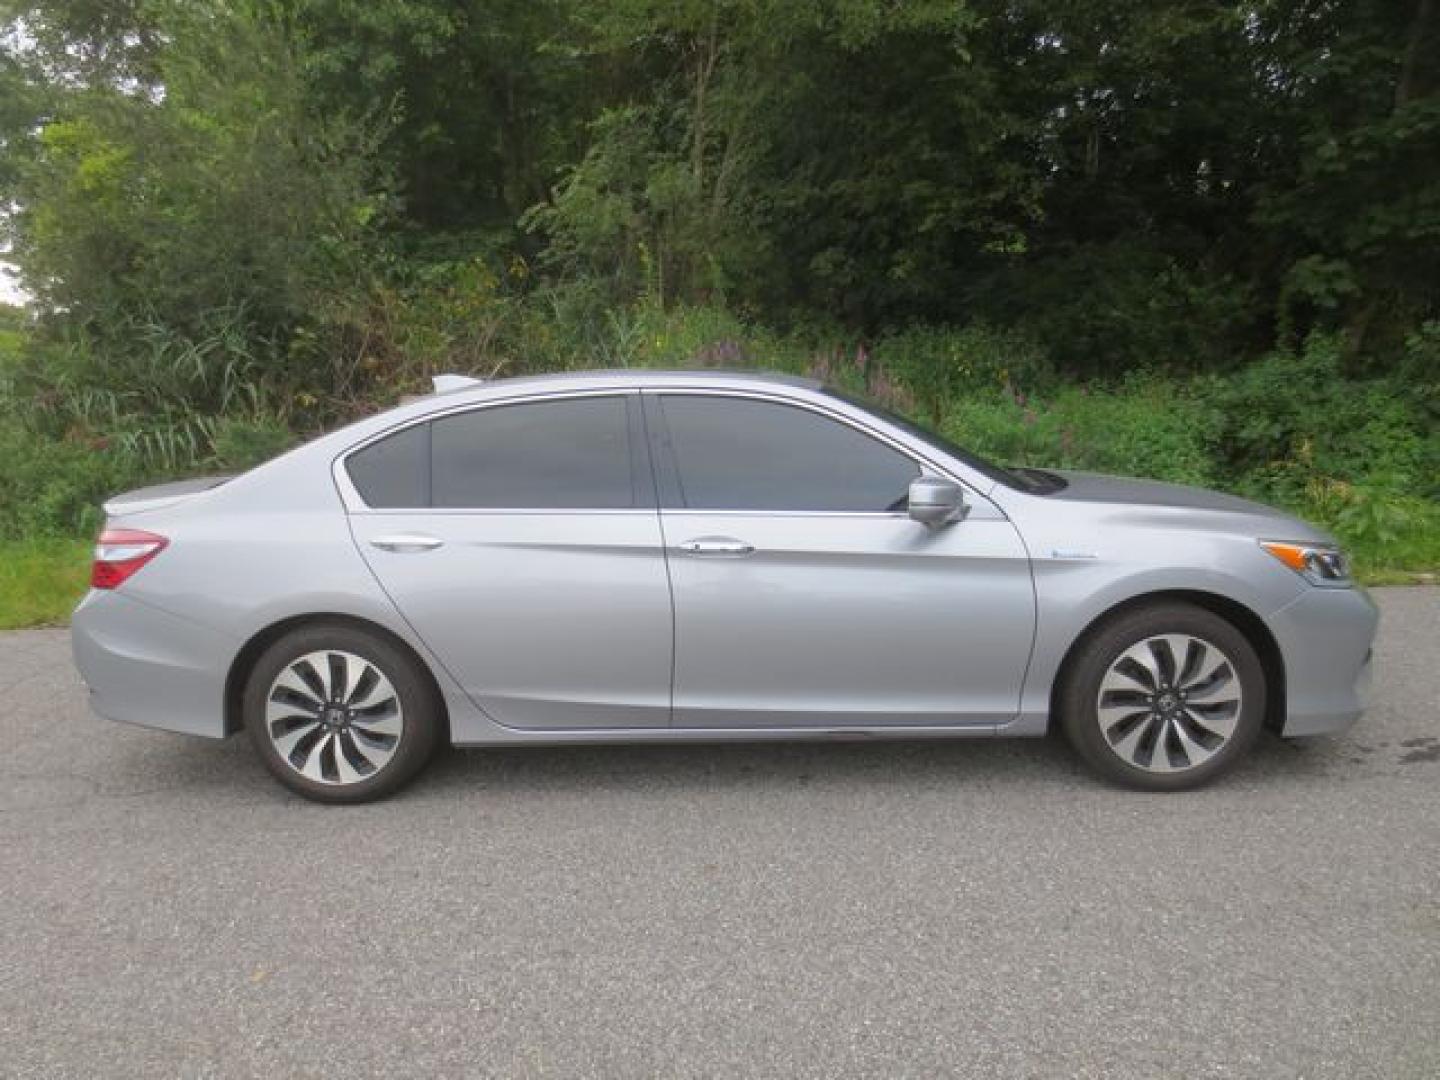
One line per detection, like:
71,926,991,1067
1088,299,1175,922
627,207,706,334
1059,602,1267,791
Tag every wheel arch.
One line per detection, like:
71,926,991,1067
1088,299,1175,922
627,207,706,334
1048,589,1286,734
223,613,451,739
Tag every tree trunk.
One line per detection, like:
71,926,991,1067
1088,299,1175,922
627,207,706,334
1396,0,1435,108
691,15,721,190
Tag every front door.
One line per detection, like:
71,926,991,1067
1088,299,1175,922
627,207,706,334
646,392,1035,729
345,392,673,729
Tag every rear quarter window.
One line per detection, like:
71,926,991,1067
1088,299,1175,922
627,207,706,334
345,423,430,508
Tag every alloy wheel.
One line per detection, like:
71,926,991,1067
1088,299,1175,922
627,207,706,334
1095,633,1243,773
265,650,403,785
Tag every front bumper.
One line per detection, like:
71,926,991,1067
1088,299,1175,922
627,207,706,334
1268,585,1379,737
71,590,234,738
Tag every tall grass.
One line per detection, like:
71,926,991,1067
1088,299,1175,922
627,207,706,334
0,538,92,630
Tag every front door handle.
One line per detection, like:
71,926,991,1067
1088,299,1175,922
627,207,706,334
678,536,755,557
370,534,444,553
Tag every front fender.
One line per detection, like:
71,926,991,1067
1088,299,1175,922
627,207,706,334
1007,558,1303,735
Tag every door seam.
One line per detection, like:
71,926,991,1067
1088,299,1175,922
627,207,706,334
637,391,679,726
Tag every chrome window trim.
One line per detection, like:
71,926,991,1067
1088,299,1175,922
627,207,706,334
346,507,660,517
658,509,911,519
331,382,1004,519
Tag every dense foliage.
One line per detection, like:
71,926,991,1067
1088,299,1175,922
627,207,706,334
0,0,1436,579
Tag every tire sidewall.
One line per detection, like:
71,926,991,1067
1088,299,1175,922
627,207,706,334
243,624,440,803
1060,604,1267,791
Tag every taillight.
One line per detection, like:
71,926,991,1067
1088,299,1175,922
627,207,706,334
91,528,169,589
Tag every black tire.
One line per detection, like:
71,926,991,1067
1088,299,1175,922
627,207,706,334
1058,602,1267,791
243,623,442,804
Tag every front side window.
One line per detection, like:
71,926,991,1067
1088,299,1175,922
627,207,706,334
657,395,919,512
346,395,635,510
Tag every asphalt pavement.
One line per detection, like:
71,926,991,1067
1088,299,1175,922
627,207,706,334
1,588,1436,1078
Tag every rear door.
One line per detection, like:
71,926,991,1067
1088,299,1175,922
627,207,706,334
646,391,1035,729
343,392,673,729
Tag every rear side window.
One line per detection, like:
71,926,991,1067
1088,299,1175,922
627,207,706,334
346,395,637,510
656,395,919,512
346,423,430,509
431,396,633,508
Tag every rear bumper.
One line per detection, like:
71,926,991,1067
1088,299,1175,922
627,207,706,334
71,590,234,738
1268,585,1379,737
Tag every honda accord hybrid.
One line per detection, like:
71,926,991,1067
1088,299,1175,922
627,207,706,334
72,370,1377,802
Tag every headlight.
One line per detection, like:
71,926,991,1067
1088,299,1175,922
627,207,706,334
1260,540,1353,587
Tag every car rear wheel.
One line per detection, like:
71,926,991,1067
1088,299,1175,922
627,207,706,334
1059,602,1267,791
243,623,442,803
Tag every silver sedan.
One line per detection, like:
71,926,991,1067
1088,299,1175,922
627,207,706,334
72,371,1378,802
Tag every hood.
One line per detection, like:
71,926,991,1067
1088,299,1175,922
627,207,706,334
1039,470,1336,546
1046,470,1290,517
103,476,234,517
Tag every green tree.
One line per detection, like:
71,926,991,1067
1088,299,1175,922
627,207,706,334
1254,0,1440,359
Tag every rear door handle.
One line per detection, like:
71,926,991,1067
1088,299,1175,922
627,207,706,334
370,534,444,553
678,536,755,557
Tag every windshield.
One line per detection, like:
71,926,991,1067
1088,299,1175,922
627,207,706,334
823,388,1052,493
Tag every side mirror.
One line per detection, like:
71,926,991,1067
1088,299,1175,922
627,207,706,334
907,476,965,526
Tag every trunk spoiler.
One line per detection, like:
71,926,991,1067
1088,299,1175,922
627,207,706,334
102,476,234,517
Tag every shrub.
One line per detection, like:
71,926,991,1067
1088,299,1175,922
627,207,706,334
209,417,296,471
941,375,1221,487
872,324,1054,426
1290,477,1440,579
973,243,1259,375
0,421,143,539
1205,334,1439,500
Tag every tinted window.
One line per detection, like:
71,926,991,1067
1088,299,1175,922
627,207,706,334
346,423,429,508
823,387,1028,490
431,396,633,509
658,396,919,511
